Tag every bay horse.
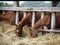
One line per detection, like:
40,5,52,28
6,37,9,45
0,11,24,25
29,12,51,37
0,11,35,25
29,12,60,37
55,12,60,29
0,11,16,25
16,11,52,37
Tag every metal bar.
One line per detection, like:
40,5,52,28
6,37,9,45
41,12,44,19
41,12,48,29
31,11,35,27
40,30,60,32
15,11,19,25
52,1,59,7
23,11,26,18
13,1,19,7
3,10,5,14
51,12,56,29
13,1,17,7
0,7,60,12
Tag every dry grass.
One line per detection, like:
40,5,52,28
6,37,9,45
0,22,60,45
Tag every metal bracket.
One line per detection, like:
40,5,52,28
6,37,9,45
27,8,33,10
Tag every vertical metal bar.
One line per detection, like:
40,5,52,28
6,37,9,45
31,11,35,27
14,1,19,25
23,11,26,18
51,12,56,29
41,12,48,29
3,10,5,14
13,1,17,7
41,12,44,19
15,11,19,25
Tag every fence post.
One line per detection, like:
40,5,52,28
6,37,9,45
31,11,35,27
3,10,5,14
13,1,19,7
24,11,26,18
51,12,56,30
41,12,44,19
15,11,19,25
41,12,48,30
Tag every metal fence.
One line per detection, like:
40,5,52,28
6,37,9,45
0,7,60,32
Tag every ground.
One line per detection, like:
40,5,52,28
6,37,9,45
0,22,60,45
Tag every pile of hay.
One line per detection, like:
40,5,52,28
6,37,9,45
0,22,60,45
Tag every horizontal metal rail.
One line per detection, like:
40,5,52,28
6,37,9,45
1,7,60,32
40,30,60,32
0,7,60,12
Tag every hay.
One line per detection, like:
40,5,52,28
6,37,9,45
0,22,60,45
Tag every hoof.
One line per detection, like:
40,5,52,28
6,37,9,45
28,27,38,38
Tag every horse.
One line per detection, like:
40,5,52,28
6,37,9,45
0,11,32,25
16,11,51,37
29,12,51,37
55,12,60,29
0,11,16,25
29,12,60,38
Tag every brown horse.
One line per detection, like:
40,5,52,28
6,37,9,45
0,11,24,25
16,12,32,37
55,12,60,29
29,12,60,37
0,11,16,25
16,11,51,37
0,11,32,25
29,12,51,37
